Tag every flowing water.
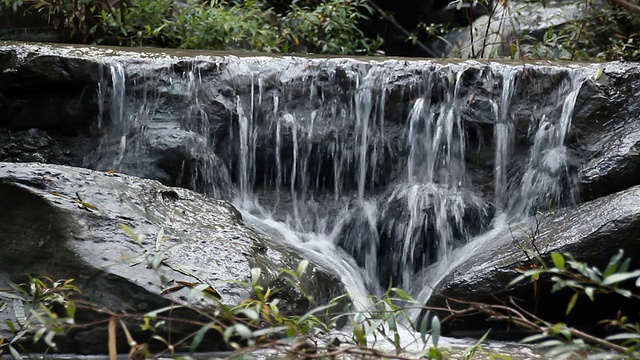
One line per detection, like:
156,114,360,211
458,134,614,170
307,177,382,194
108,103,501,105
85,56,591,314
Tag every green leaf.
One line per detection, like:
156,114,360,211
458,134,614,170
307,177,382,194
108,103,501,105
602,270,640,285
604,250,624,277
507,274,527,288
585,287,595,301
521,333,551,343
5,320,15,334
9,345,20,360
252,325,289,337
566,293,578,315
296,259,309,277
594,66,604,81
119,223,141,244
237,308,259,321
383,302,397,332
44,331,57,349
144,304,184,319
429,346,443,360
606,333,640,341
353,324,366,346
191,322,214,352
66,300,76,318
250,267,261,287
234,324,252,339
298,302,337,322
419,311,430,343
551,252,565,270
465,329,490,360
431,316,441,347
615,288,632,298
390,287,420,304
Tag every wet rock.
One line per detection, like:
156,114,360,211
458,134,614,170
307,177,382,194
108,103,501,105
378,183,491,287
426,185,640,335
435,1,592,58
574,63,640,200
85,120,234,199
0,162,345,354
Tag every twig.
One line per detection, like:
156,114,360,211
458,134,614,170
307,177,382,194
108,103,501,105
609,0,640,14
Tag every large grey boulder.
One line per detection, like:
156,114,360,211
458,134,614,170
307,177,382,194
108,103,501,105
426,185,640,335
0,162,345,353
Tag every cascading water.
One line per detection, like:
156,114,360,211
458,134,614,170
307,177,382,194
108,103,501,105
86,56,590,310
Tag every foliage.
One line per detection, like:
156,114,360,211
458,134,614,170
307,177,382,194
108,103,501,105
0,261,455,359
0,0,382,55
0,275,79,358
507,249,640,358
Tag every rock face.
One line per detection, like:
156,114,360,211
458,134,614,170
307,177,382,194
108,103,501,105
426,185,640,335
433,1,597,59
0,162,345,353
4,42,640,344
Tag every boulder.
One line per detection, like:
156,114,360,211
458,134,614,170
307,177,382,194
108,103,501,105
574,63,640,201
426,185,640,335
434,1,594,59
0,162,345,353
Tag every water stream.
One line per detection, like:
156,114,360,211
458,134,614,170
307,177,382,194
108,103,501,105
85,56,590,315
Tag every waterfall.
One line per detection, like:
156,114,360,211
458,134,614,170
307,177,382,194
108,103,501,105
87,56,590,306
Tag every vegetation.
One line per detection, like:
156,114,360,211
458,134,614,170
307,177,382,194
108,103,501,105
4,248,640,359
413,0,640,61
0,0,382,55
0,261,453,359
3,0,640,59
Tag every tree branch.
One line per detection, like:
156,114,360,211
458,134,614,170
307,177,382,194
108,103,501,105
609,0,640,14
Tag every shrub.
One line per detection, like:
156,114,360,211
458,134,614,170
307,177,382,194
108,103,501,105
0,0,383,55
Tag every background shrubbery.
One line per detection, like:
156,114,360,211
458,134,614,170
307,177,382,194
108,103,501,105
0,0,383,55
3,0,640,60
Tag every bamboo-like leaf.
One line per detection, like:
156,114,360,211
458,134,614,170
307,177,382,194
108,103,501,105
603,270,640,285
144,304,184,319
34,327,47,344
594,66,604,81
390,287,420,304
566,293,578,315
431,316,441,347
383,302,397,332
250,268,261,287
585,287,595,301
353,324,367,346
190,322,215,353
551,252,565,270
234,323,252,339
155,227,165,251
252,325,289,337
119,223,141,244
237,308,259,321
44,331,57,349
66,300,76,319
604,250,624,277
419,311,430,343
296,259,309,277
606,333,640,341
520,333,551,343
9,345,21,360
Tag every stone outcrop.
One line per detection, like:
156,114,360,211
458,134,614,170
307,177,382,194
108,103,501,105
426,184,640,335
0,162,345,353
4,42,640,345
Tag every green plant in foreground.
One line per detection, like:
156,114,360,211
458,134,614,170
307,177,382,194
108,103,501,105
1,275,79,358
508,249,640,358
